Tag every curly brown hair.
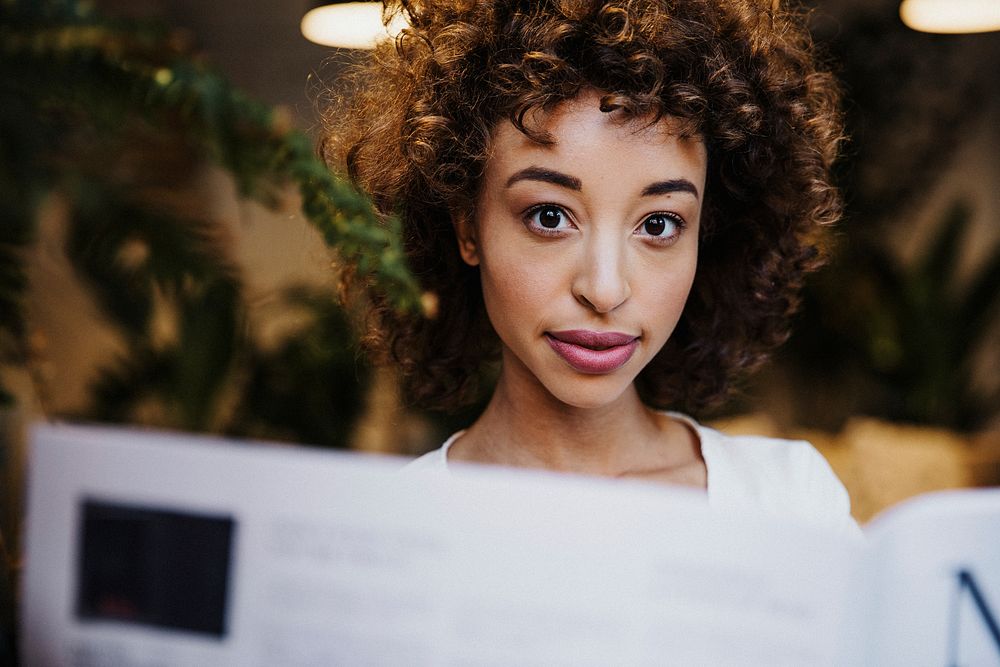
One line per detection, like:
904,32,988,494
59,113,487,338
322,0,843,413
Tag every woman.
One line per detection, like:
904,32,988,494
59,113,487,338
324,0,856,531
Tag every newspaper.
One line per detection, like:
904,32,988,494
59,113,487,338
20,423,1000,666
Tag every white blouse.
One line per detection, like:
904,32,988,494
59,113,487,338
406,411,861,536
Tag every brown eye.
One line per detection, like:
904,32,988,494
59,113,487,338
643,214,670,236
538,206,563,229
636,213,684,242
524,204,573,237
644,217,665,236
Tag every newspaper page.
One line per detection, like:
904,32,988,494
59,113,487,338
854,490,1000,667
23,423,861,666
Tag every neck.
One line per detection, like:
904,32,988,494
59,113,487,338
459,359,669,476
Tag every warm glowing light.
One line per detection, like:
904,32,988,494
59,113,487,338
900,0,1000,34
301,2,408,50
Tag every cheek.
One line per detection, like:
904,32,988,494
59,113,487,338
638,254,698,335
478,243,560,334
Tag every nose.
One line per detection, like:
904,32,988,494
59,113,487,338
571,233,631,314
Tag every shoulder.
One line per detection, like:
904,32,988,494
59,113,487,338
674,414,857,533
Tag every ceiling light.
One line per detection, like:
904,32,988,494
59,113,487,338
301,2,408,50
900,0,1000,34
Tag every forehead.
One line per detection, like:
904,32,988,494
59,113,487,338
485,92,707,181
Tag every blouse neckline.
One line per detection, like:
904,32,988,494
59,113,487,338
433,411,716,500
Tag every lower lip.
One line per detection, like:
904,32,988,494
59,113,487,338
545,335,639,374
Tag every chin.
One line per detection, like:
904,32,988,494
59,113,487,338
544,374,637,410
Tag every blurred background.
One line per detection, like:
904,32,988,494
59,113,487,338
2,0,999,573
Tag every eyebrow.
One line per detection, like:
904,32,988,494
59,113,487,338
641,179,700,199
506,167,700,200
505,167,581,191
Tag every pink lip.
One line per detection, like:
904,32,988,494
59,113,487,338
545,330,640,374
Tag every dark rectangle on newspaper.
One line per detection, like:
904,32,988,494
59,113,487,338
76,498,235,637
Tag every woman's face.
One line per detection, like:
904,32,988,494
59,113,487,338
456,90,707,409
